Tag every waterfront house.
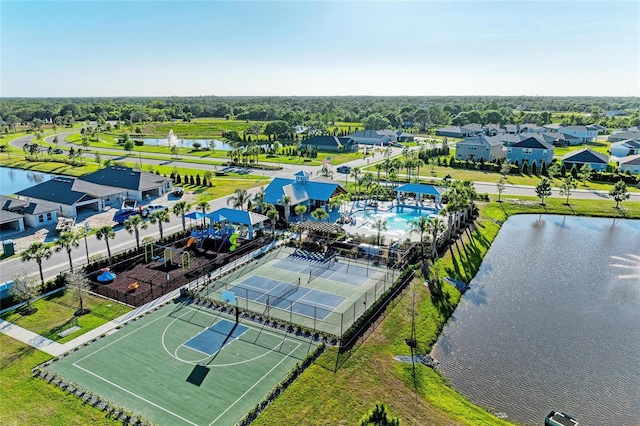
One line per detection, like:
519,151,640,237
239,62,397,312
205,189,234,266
299,136,358,152
0,195,58,232
562,148,609,172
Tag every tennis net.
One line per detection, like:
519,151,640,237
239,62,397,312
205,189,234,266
263,277,300,315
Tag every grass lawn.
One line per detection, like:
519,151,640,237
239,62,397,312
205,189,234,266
0,335,120,426
0,157,100,176
1,290,132,344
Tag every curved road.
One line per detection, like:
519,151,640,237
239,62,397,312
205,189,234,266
2,132,638,284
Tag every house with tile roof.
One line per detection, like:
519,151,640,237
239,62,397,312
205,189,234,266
299,136,358,152
506,137,554,166
455,135,506,162
562,148,609,172
262,171,347,222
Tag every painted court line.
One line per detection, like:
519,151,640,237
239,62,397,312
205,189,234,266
208,341,301,426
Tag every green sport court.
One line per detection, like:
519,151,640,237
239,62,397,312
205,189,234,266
45,302,318,426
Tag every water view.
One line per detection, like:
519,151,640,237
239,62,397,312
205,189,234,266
348,205,437,239
432,214,640,425
142,129,266,150
0,166,55,195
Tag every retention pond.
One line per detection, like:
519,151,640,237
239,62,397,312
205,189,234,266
432,214,640,425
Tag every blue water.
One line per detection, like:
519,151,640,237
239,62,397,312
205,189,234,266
142,138,269,151
432,215,640,425
0,166,55,195
350,205,437,235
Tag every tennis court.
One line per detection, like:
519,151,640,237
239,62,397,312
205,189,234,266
45,302,317,426
201,246,400,337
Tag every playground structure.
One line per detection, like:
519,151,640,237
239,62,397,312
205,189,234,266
188,225,240,252
144,242,191,271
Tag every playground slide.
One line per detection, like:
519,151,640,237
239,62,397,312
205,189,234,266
229,233,240,252
186,237,195,248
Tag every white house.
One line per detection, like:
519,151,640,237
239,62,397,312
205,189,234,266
610,139,640,158
0,195,58,231
618,155,640,175
557,125,599,144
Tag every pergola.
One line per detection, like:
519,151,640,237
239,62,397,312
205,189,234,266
395,183,444,211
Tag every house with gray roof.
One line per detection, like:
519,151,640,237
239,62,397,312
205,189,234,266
608,130,640,143
299,136,358,152
435,124,483,138
562,148,609,172
618,154,640,174
78,166,172,201
262,171,347,222
455,135,506,162
506,137,554,166
346,129,414,145
0,195,58,231
557,125,599,144
610,139,640,158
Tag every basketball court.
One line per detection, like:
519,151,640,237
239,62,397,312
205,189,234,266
46,302,317,426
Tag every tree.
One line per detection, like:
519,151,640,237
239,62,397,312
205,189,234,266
350,167,362,198
427,258,445,298
609,180,630,208
54,231,81,271
124,214,148,249
95,225,115,258
170,145,179,159
319,164,333,179
360,403,400,426
427,216,447,258
266,206,279,237
409,216,429,260
123,139,134,154
363,113,391,130
578,163,593,186
548,163,561,180
496,177,507,202
149,209,170,239
65,271,91,315
21,242,52,286
173,201,191,231
311,207,329,223
372,219,387,246
10,270,40,314
558,176,577,205
227,188,249,210
535,178,552,205
500,161,511,176
295,204,307,223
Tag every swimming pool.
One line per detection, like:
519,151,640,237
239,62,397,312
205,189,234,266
349,205,437,238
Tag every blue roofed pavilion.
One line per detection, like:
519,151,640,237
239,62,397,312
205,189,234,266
395,183,445,211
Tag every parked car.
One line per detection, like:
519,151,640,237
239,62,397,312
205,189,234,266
337,166,352,174
141,204,169,217
53,148,63,154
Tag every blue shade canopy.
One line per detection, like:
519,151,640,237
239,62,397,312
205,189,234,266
184,211,207,220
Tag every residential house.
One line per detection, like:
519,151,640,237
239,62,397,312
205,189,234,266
519,123,545,133
0,195,58,232
557,125,599,144
346,129,414,145
618,155,640,174
484,124,503,136
543,123,563,132
299,136,358,152
78,167,173,202
506,137,554,166
435,123,483,138
504,124,519,134
262,171,347,221
608,130,640,143
562,148,609,172
610,139,640,157
455,135,506,162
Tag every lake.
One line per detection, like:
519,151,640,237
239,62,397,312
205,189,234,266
432,214,640,425
0,166,55,195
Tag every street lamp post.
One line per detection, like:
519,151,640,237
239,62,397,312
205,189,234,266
83,221,90,264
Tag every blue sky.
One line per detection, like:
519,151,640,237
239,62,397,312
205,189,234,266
1,1,639,97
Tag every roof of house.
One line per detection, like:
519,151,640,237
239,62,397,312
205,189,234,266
457,135,504,147
619,154,640,166
1,195,57,216
206,208,268,226
264,175,342,205
0,209,24,224
78,167,169,191
562,148,609,164
610,131,640,140
461,123,483,132
543,123,562,130
15,177,91,206
395,184,445,196
612,139,640,149
587,124,607,131
559,125,596,132
300,136,356,148
511,137,553,150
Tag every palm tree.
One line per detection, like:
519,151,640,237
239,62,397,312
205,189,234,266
252,186,267,213
54,231,81,271
409,216,430,260
227,188,249,210
282,195,291,223
266,206,279,237
21,242,53,286
295,204,307,223
173,201,191,231
350,167,362,198
124,214,148,249
426,216,447,258
372,219,387,246
149,209,170,240
311,207,329,223
195,200,209,227
95,225,115,258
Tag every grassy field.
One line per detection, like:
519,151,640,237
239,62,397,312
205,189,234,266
1,290,132,344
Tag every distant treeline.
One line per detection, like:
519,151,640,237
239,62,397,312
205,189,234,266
1,96,639,133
